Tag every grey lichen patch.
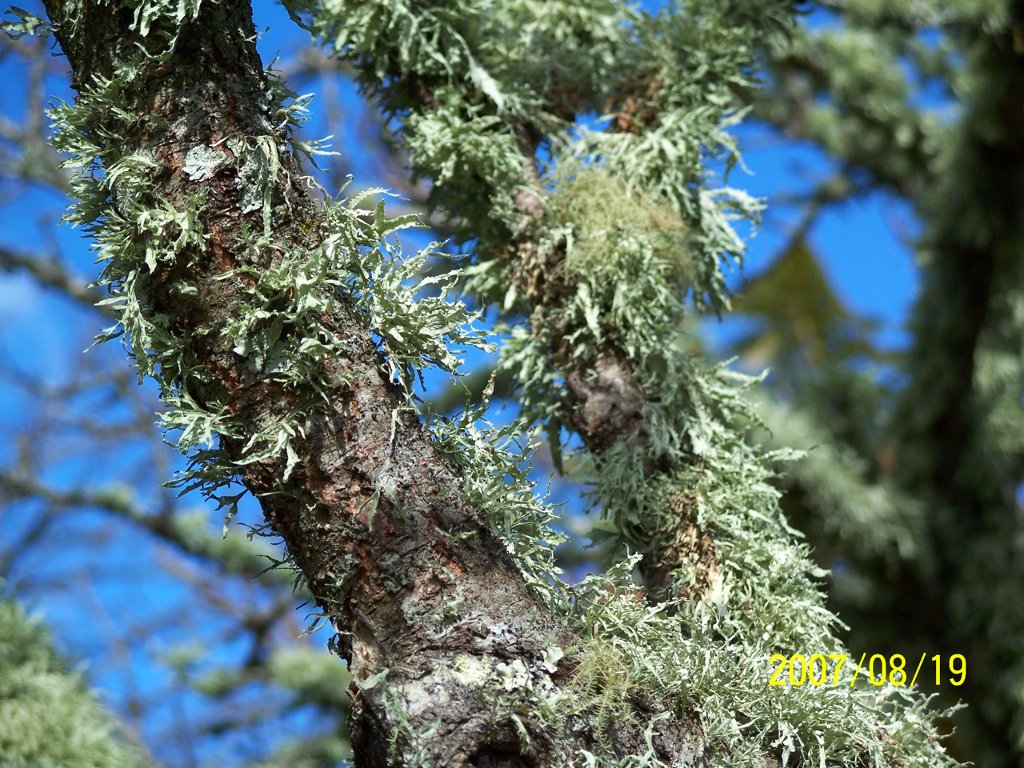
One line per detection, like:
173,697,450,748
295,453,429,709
399,587,455,636
348,621,387,685
182,144,229,181
395,675,453,720
422,653,565,726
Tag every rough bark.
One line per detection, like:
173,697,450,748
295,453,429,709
41,2,717,765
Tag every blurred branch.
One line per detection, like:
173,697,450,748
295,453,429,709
0,469,299,588
0,246,108,312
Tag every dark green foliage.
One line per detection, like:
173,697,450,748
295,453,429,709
747,2,1024,763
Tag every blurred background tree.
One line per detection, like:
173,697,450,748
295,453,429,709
0,0,1021,766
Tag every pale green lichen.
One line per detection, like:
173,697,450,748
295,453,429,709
48,1,963,766
1,6,50,38
0,598,149,768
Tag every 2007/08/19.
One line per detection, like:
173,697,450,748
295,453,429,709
768,652,966,688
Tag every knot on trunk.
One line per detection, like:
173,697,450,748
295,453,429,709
567,353,646,451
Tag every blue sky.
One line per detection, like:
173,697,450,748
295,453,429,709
730,123,920,351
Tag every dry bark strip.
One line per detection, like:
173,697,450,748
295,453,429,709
41,2,718,766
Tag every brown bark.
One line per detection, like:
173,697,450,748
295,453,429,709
41,2,718,765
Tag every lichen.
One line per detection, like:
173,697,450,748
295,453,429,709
46,1,964,766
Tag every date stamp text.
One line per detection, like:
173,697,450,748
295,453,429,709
768,653,966,688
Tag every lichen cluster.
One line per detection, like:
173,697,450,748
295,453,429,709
0,597,148,768
40,0,962,765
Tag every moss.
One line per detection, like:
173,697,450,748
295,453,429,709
550,166,693,284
